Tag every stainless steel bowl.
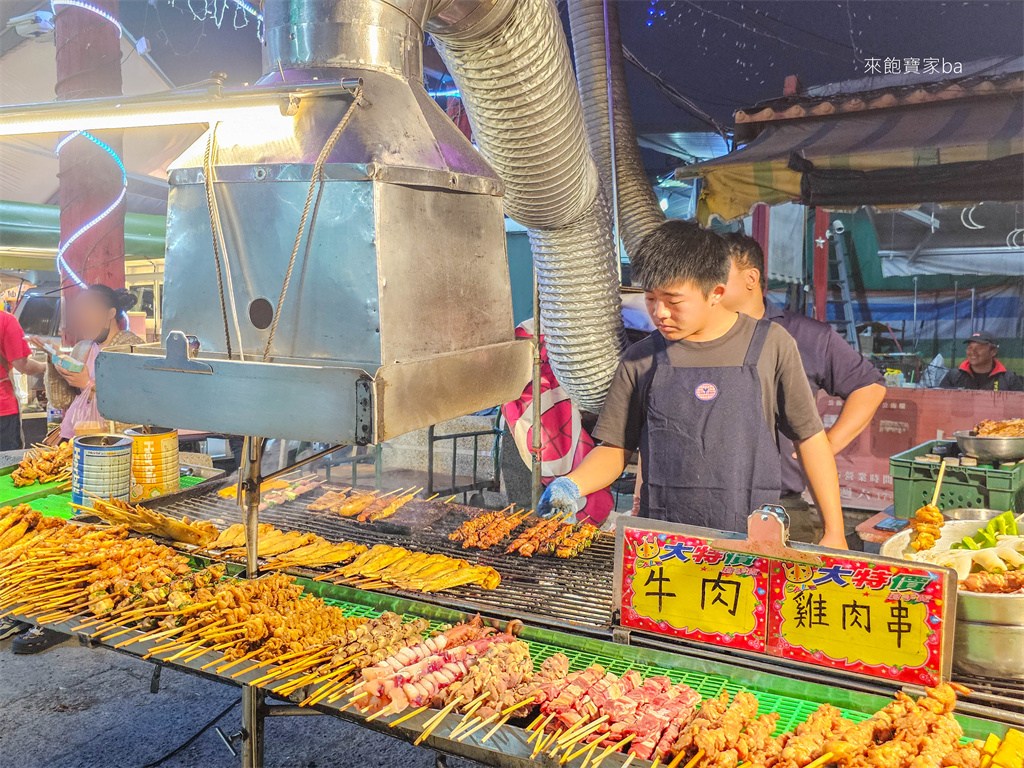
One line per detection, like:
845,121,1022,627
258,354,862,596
954,430,1024,462
954,621,1024,680
957,591,1024,624
880,517,1024,627
879,518,1010,560
942,508,1008,522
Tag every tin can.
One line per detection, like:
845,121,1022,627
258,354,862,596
72,434,132,506
125,426,180,502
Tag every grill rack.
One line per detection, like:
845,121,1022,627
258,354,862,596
145,486,1024,725
155,489,616,633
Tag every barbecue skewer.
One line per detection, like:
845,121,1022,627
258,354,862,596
590,733,635,768
413,696,464,746
804,753,834,768
388,704,429,729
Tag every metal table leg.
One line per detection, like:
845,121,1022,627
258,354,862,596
240,684,265,768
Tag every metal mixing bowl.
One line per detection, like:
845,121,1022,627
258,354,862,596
954,430,1024,463
954,621,1024,679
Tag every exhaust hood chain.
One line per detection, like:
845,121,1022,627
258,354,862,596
569,0,666,261
431,0,625,412
263,86,365,362
203,125,235,360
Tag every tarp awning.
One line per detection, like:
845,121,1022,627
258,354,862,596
681,94,1024,223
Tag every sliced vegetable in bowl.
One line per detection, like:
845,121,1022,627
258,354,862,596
952,511,1019,550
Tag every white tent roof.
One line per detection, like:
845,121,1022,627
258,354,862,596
0,9,202,215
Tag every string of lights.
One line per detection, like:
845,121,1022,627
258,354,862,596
54,132,128,289
170,0,264,40
679,1,850,63
50,0,128,290
51,0,121,37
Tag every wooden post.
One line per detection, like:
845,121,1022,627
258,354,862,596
812,207,830,322
54,0,125,337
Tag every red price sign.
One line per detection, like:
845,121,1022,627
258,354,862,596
619,528,770,653
616,518,953,686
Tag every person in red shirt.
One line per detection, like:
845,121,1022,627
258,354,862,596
0,310,45,450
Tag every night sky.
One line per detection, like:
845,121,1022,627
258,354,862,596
120,1,1024,138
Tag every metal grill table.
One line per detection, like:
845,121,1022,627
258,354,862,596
152,490,617,634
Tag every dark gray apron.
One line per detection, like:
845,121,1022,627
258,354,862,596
639,319,782,532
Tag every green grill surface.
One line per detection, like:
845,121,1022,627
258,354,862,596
315,593,870,737
0,473,65,505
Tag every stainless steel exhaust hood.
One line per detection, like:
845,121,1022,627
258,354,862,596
96,0,530,444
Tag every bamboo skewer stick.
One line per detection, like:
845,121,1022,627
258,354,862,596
590,733,635,768
306,679,349,708
620,754,636,768
804,753,834,768
580,740,600,768
387,704,429,729
564,737,601,765
500,696,536,718
478,714,511,745
558,716,610,758
670,749,703,768
448,694,491,739
215,648,261,674
527,712,556,745
558,714,609,747
533,729,561,759
248,649,333,687
363,705,393,723
447,713,479,740
413,696,464,747
456,712,499,743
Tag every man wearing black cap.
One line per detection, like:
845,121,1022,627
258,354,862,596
940,331,1023,391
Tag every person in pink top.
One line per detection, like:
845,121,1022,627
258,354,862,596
39,285,144,442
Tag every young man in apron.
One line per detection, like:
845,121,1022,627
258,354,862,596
538,221,847,549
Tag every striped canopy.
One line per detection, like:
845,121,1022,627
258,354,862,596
680,94,1024,223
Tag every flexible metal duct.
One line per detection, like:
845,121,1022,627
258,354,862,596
569,0,665,259
430,0,624,412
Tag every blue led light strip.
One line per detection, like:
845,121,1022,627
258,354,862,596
51,0,127,289
428,88,461,99
232,0,262,21
55,131,128,289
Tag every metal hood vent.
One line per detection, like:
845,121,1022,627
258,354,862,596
97,0,530,444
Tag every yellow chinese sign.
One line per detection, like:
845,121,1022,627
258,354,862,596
619,526,951,686
621,531,769,653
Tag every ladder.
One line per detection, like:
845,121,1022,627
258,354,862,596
826,220,859,349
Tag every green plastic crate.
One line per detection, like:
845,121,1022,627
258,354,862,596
890,440,1024,518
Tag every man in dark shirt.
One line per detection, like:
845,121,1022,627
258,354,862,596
538,222,847,549
720,234,886,544
940,331,1023,391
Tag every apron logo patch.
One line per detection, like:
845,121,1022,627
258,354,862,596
694,383,719,401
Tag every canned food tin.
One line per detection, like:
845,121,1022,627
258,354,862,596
126,426,180,503
72,435,133,506
126,423,181,501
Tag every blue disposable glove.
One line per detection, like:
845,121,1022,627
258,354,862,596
537,477,582,520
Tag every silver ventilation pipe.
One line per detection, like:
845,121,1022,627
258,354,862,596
429,0,625,412
263,0,433,80
569,0,665,260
